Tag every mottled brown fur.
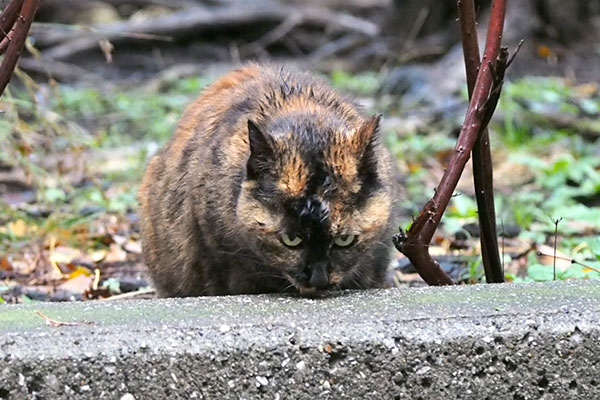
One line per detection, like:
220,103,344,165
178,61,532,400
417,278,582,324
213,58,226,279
138,63,400,297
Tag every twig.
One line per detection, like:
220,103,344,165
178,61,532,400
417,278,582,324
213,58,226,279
0,0,23,35
92,268,101,290
16,56,101,82
536,251,600,274
34,310,93,327
506,39,524,69
239,12,303,57
500,219,505,273
0,29,14,54
101,287,155,301
403,6,429,49
308,34,366,61
457,0,504,284
551,217,564,280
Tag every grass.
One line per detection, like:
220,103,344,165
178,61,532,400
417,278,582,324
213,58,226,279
1,70,599,286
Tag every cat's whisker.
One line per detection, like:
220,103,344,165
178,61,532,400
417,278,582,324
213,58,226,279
278,282,296,294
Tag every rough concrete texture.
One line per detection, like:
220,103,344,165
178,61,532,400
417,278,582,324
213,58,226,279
1,280,599,400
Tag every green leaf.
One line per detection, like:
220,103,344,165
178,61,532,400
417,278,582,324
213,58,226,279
527,264,556,282
329,70,380,95
41,187,67,203
449,194,478,218
101,278,121,294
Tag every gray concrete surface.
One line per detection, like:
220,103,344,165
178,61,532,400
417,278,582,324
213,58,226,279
1,280,599,400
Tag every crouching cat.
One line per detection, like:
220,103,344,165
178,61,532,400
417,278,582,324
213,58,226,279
138,64,399,297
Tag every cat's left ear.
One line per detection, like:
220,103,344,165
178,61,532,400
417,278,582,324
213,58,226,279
353,114,381,152
355,114,381,171
247,119,273,180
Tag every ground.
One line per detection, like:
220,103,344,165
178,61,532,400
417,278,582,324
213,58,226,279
1,5,600,303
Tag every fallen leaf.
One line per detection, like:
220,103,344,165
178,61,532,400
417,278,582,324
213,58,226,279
99,38,114,63
5,219,28,237
104,243,127,263
123,240,142,254
574,82,598,97
49,246,81,265
565,220,597,236
535,244,571,271
57,273,93,294
89,249,108,263
504,255,529,278
11,259,37,275
393,270,426,283
537,45,552,58
64,265,93,280
111,234,127,246
0,257,12,271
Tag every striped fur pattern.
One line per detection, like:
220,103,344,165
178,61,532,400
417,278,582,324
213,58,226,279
138,63,399,297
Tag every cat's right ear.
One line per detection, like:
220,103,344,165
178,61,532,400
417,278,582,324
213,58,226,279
247,120,273,180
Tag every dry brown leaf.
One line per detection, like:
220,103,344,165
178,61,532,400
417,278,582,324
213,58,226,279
123,240,142,254
0,257,12,271
2,219,28,237
393,270,426,283
89,249,108,263
537,45,552,58
535,244,571,271
504,255,529,278
49,246,82,265
104,243,127,263
564,220,598,236
99,39,114,63
10,259,36,275
57,273,93,294
112,235,127,246
574,82,598,97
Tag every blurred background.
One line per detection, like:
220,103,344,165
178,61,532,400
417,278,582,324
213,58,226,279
1,0,599,302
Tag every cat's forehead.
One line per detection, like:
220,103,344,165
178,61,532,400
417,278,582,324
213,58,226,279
277,153,361,201
275,132,364,199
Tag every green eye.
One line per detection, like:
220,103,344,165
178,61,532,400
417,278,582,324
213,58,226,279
334,234,356,247
281,233,302,247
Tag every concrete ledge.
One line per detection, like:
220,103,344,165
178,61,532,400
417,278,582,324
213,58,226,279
1,281,599,399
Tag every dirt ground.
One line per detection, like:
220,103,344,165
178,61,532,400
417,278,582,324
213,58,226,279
1,1,599,303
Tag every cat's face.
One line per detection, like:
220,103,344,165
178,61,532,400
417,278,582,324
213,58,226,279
237,115,393,294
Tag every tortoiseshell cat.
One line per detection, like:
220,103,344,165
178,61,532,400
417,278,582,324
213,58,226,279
138,64,399,297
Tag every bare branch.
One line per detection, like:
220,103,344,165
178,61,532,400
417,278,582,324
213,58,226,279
0,0,40,97
0,0,24,34
32,5,379,60
394,0,509,286
457,0,505,284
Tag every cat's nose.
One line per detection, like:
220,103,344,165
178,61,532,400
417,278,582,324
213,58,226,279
307,262,329,289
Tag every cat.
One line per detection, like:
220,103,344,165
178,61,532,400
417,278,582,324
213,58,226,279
138,63,399,297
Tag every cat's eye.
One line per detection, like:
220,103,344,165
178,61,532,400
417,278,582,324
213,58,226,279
333,234,357,247
281,233,302,247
